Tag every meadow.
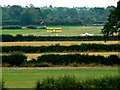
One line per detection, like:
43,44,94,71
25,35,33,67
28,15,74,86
2,25,119,88
3,67,118,88
2,26,102,36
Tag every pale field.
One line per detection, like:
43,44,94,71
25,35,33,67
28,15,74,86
2,52,119,60
25,52,119,60
0,41,119,46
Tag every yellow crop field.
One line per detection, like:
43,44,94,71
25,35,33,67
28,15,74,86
1,41,119,46
25,52,119,60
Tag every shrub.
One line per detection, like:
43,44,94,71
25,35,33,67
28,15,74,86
37,54,120,65
107,55,120,65
1,34,119,42
2,44,120,53
2,52,27,66
36,75,120,89
26,25,37,29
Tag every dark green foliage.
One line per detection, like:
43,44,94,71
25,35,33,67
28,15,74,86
2,25,22,29
26,25,37,29
106,55,120,65
1,34,119,42
2,5,113,26
36,75,120,89
37,54,120,65
2,54,120,66
1,80,6,90
36,76,80,90
2,44,120,53
2,52,27,66
102,1,120,41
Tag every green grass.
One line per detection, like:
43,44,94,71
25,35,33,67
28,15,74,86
2,67,118,88
2,26,103,36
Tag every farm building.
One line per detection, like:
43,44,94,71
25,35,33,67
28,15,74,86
47,28,62,33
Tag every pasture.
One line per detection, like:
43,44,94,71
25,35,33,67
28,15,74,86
3,67,118,88
2,26,102,36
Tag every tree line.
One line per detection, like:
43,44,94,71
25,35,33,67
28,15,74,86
2,5,115,26
2,53,120,67
2,35,119,42
2,44,120,53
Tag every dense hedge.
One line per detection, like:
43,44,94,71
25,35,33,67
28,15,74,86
37,54,120,65
36,75,120,89
2,44,120,53
2,54,120,66
2,25,22,29
2,52,27,66
1,34,119,42
26,25,37,29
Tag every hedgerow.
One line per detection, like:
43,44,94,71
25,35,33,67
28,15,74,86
2,54,120,66
1,34,119,42
2,52,27,66
36,75,120,89
2,44,120,53
37,54,120,65
2,25,22,29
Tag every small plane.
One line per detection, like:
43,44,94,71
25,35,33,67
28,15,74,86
80,33,94,36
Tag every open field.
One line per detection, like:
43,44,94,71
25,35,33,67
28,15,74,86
2,67,118,88
1,41,119,46
2,26,102,36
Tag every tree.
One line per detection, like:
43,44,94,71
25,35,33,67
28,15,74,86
102,1,120,41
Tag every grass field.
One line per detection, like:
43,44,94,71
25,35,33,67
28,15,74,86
1,41,119,46
2,26,102,36
2,67,118,88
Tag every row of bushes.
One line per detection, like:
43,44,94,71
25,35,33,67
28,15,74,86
2,53,120,66
2,25,46,29
37,54,120,65
2,34,119,42
2,25,22,29
26,25,47,29
2,44,120,53
36,75,120,89
2,52,27,66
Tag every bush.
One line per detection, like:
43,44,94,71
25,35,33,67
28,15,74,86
26,25,37,29
37,54,120,65
1,34,119,42
36,75,120,89
2,52,27,66
2,44,120,53
2,54,120,67
2,25,22,29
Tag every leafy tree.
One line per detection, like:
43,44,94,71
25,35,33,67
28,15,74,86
102,1,120,41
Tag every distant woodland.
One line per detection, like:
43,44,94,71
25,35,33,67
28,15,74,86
2,5,116,26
